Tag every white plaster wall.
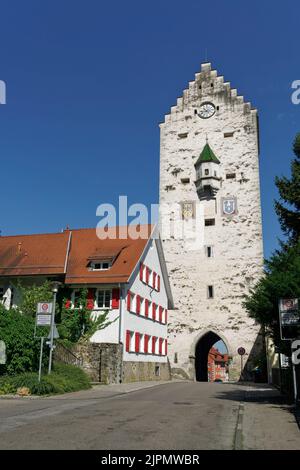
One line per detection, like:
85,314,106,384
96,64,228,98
159,63,264,379
122,237,168,363
90,306,120,343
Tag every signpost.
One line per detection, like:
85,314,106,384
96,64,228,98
279,298,300,340
237,347,246,380
0,340,6,365
278,298,300,405
35,302,53,382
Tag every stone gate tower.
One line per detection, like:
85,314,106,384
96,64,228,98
159,63,264,381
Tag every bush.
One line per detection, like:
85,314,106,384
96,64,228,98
0,305,46,375
0,363,91,396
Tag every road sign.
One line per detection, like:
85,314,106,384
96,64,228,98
279,298,299,340
237,347,246,356
47,324,59,340
37,302,53,314
36,314,52,326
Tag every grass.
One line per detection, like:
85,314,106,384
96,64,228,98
0,363,91,396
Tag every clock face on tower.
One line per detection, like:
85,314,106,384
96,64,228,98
199,102,215,119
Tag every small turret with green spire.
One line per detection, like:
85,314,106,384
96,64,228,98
194,142,220,167
194,138,221,198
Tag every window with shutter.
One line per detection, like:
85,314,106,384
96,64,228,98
111,288,120,309
87,288,95,310
152,336,157,355
126,330,131,352
159,338,163,355
152,303,156,321
153,272,157,289
144,334,149,353
135,332,140,353
136,295,141,314
159,306,163,323
127,291,131,311
145,299,149,317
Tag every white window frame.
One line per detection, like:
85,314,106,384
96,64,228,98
129,331,135,352
152,337,158,354
139,334,145,353
148,268,152,286
148,300,152,319
71,289,82,309
90,260,112,271
95,288,112,309
162,309,166,324
140,297,145,316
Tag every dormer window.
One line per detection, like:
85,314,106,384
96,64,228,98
90,260,111,271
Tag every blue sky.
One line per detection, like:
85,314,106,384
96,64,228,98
0,0,299,258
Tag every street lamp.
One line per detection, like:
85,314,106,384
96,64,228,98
48,281,62,374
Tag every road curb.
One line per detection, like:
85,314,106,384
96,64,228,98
233,402,244,450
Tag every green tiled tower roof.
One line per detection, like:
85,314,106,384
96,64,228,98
195,143,220,166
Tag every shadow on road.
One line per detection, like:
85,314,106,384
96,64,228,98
213,382,300,431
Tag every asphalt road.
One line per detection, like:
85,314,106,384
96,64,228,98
0,381,299,450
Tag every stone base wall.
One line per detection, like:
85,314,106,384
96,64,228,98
74,342,123,384
123,360,171,383
68,342,171,384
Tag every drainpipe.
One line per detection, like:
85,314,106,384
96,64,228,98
118,283,123,383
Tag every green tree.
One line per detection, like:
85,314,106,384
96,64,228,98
275,133,300,242
245,132,300,355
58,288,113,344
0,305,43,375
17,281,53,317
244,241,300,354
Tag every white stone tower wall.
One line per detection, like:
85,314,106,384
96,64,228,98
159,63,264,380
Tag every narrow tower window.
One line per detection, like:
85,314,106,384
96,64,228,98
206,246,213,258
205,218,215,226
207,285,214,299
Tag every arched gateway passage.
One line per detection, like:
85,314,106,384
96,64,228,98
194,331,229,382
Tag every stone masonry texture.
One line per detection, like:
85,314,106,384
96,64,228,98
159,63,264,381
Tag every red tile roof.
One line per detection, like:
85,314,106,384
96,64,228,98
0,226,152,284
0,232,70,276
65,226,151,284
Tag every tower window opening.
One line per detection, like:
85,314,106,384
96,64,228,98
224,132,234,138
181,177,190,184
226,173,236,179
178,132,188,139
205,218,215,226
206,246,213,258
204,169,209,176
207,285,214,298
194,109,198,115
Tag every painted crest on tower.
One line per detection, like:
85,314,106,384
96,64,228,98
222,197,237,216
